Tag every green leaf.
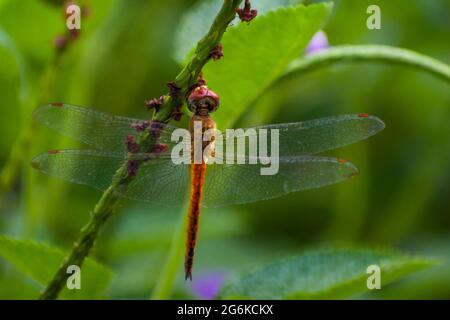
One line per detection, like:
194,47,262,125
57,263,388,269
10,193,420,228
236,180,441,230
173,0,304,64
219,248,437,299
0,269,41,299
0,236,113,299
203,3,333,128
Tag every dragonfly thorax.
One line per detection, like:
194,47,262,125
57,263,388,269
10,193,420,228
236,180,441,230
189,114,217,163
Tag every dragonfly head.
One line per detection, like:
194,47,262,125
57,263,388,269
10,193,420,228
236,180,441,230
188,86,220,115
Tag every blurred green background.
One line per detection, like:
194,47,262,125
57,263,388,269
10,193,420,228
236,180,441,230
0,0,449,299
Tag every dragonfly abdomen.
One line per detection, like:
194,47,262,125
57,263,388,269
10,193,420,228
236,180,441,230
185,162,207,281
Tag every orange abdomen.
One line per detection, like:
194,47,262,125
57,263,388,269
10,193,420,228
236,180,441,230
185,162,207,280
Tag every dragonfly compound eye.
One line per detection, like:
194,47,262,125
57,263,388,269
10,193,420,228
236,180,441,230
188,85,220,114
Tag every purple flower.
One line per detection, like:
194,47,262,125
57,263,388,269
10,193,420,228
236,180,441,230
305,31,330,55
145,96,164,111
236,0,257,22
152,143,168,154
150,121,165,140
126,160,139,177
210,43,224,61
167,81,181,98
192,271,227,300
54,35,68,51
131,121,150,132
125,134,140,153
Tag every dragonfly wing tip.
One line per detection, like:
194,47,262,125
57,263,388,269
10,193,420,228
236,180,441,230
338,159,359,178
358,113,386,134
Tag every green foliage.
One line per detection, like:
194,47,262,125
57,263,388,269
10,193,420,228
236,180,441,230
0,0,449,300
0,26,27,100
204,3,333,128
174,0,303,63
219,248,437,299
0,0,60,69
0,236,113,299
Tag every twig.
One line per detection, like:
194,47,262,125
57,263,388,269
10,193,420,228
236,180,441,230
284,45,450,83
39,0,243,300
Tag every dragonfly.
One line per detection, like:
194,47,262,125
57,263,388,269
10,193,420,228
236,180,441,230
32,86,385,280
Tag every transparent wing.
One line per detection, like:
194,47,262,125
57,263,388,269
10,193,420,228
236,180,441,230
31,150,190,206
31,151,358,207
33,104,178,152
201,156,358,207
32,110,383,208
124,157,190,205
31,150,124,191
217,114,385,157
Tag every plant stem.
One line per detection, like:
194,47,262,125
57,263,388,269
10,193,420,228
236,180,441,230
154,0,243,122
39,0,243,300
39,185,119,300
151,203,189,300
284,45,450,83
